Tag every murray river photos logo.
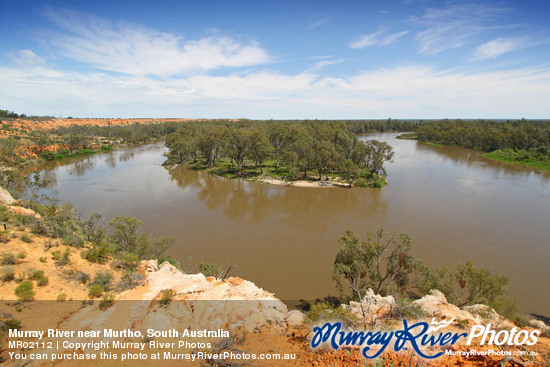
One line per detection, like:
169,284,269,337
311,318,540,359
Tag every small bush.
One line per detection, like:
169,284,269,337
57,293,67,302
353,178,370,187
0,266,15,282
88,284,104,299
0,318,22,333
14,273,24,283
159,289,175,306
20,233,32,243
110,253,139,271
197,261,223,278
15,280,34,300
1,252,16,265
17,252,26,259
36,276,49,287
39,257,47,263
29,270,44,280
116,272,145,291
90,271,113,290
52,249,70,266
74,271,90,284
83,245,111,264
306,302,357,328
63,235,84,248
99,293,115,310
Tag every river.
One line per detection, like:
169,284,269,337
32,133,550,314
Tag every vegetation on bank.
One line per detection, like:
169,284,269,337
164,120,394,187
483,149,550,170
415,119,550,170
329,227,520,319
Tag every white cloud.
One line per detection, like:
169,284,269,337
307,58,348,72
42,9,270,77
473,37,545,60
2,63,550,119
307,17,331,30
7,50,46,66
350,30,409,49
410,2,512,54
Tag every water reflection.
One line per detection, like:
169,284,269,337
165,165,387,231
66,157,96,176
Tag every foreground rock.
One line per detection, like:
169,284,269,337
60,261,292,340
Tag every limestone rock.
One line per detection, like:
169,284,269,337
285,310,306,327
7,205,41,219
58,261,290,345
346,288,395,321
529,319,550,330
0,187,15,205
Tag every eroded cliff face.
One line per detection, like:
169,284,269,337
59,260,291,336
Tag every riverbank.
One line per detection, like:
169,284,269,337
483,149,550,171
179,158,388,188
258,178,351,188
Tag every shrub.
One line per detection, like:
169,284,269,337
197,261,223,278
90,271,113,290
17,252,26,259
20,233,32,243
29,270,44,280
110,253,139,271
57,293,67,302
15,280,34,300
99,293,115,310
88,285,104,299
14,273,24,283
52,249,70,266
116,272,145,291
37,276,49,287
159,289,175,306
353,178,370,187
306,302,357,328
1,252,16,265
63,234,84,248
0,266,15,282
74,271,90,285
83,245,111,264
0,318,22,333
39,257,47,263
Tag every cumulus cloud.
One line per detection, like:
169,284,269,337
350,30,409,49
42,9,270,77
2,63,550,118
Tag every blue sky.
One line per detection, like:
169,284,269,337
1,0,549,118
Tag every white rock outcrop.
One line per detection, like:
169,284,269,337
60,261,293,341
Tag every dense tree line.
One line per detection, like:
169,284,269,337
416,119,550,152
164,120,395,187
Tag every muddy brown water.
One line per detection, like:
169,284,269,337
32,133,550,314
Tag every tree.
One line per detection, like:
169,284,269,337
109,216,142,252
247,129,271,172
226,127,250,174
454,260,511,307
268,122,290,168
332,227,416,301
197,126,223,167
360,140,394,175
